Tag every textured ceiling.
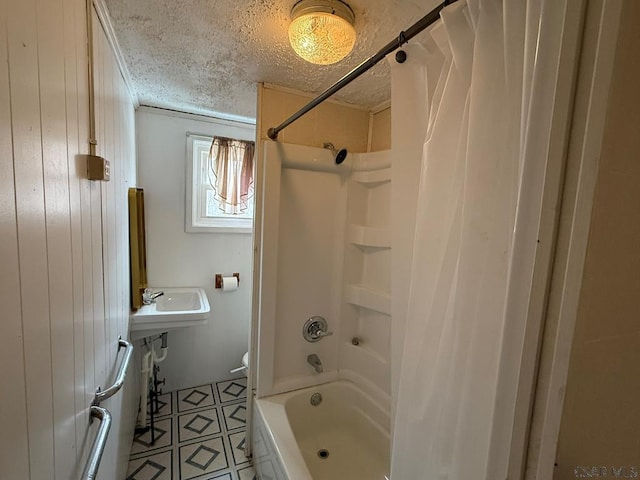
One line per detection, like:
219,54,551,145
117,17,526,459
103,0,441,122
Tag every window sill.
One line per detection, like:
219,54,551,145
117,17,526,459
186,223,252,234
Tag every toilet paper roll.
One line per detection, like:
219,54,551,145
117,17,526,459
222,276,238,292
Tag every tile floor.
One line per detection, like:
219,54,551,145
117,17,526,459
126,377,256,480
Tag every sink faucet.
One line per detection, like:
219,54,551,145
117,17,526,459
307,354,323,373
142,288,164,305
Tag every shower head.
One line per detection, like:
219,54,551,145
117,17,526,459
322,142,348,165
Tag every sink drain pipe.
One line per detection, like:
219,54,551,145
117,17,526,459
153,333,169,364
138,333,169,429
138,350,152,429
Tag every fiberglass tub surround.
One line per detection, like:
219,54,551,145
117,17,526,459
256,141,392,401
253,381,390,480
253,140,392,479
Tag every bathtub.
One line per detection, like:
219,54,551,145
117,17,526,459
252,380,390,480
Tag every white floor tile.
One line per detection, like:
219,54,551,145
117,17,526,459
237,465,257,480
177,385,215,412
178,408,222,443
216,378,247,404
179,436,229,479
126,450,173,480
228,431,250,466
128,379,254,480
131,418,173,455
221,402,247,431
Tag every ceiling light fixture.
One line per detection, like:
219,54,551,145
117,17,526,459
288,0,356,65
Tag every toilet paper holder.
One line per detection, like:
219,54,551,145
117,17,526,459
215,273,240,289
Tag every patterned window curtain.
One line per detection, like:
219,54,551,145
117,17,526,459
208,136,255,215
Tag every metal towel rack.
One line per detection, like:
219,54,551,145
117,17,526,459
92,337,134,406
81,336,134,479
81,406,112,480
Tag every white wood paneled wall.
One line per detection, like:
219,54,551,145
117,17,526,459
0,0,137,478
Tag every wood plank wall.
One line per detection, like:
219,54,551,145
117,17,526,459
0,1,138,478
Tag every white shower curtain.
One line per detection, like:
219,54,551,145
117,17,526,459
391,0,551,478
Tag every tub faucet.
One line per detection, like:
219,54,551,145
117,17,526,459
142,288,164,305
307,354,323,373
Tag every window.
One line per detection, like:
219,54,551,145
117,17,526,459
186,134,255,233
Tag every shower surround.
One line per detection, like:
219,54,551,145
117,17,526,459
251,140,392,478
255,142,392,402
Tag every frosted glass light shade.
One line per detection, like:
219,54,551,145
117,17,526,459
288,1,356,65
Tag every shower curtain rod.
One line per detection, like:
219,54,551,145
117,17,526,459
267,0,458,140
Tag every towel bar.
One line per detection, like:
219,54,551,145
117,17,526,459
80,406,112,480
92,337,134,406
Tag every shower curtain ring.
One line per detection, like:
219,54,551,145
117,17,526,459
396,31,408,64
398,31,407,46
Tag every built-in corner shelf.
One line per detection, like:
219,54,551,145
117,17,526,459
351,168,391,185
344,340,388,366
344,284,391,315
348,224,391,248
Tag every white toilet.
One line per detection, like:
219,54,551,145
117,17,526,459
231,351,250,376
241,351,249,376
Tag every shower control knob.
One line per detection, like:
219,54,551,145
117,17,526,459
313,329,333,340
303,316,333,342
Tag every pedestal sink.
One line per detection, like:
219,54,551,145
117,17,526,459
130,287,210,339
